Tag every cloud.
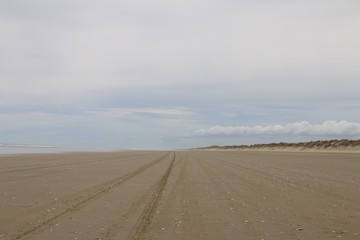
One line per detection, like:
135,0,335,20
195,121,360,137
0,107,199,148
1,1,360,149
0,107,195,131
1,0,360,108
84,107,194,118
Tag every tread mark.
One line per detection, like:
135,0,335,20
10,152,171,240
130,152,175,240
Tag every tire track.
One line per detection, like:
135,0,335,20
0,160,106,174
9,152,172,240
129,152,175,240
214,152,360,188
101,152,186,240
194,152,358,204
193,156,304,239
193,157,265,236
101,188,154,240
167,153,209,239
0,153,149,174
193,155,350,239
213,157,359,204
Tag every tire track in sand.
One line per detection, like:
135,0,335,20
101,152,186,240
129,152,175,240
9,152,172,240
0,153,149,174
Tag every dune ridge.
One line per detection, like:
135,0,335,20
199,139,360,152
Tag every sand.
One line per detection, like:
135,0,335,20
0,150,359,239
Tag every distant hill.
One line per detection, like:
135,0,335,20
198,139,360,152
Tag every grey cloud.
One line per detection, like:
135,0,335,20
1,1,360,148
84,107,195,118
2,0,360,106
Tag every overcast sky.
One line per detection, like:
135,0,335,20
1,0,360,150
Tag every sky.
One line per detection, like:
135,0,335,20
1,0,360,150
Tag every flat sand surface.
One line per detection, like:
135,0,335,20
0,151,359,239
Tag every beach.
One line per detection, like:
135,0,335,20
1,150,359,239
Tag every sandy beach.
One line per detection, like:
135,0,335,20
0,150,359,239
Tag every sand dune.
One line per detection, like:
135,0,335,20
200,139,360,153
0,150,359,239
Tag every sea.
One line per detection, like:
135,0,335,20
0,145,110,155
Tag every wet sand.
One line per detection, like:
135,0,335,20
0,151,359,239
